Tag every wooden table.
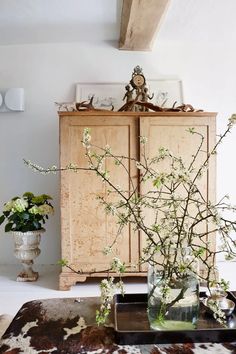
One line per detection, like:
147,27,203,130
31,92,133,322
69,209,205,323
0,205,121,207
1,296,236,354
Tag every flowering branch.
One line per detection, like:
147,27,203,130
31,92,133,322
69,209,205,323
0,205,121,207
24,114,236,325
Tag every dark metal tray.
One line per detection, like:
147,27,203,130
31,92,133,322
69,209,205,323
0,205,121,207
114,292,236,344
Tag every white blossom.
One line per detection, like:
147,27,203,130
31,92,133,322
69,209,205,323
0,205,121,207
228,113,236,125
82,127,91,148
139,136,148,144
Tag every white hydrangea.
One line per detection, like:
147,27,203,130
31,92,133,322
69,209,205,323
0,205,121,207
3,201,14,212
29,204,53,215
38,204,54,215
29,205,40,215
12,198,28,212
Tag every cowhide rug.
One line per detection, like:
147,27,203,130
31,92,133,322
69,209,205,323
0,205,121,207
0,314,12,339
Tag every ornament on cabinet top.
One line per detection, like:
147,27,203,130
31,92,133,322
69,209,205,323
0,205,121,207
122,65,154,111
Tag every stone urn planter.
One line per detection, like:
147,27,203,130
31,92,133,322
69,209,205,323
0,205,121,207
0,192,54,282
12,229,45,282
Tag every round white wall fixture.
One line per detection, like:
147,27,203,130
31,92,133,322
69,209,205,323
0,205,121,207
4,88,24,111
0,93,3,107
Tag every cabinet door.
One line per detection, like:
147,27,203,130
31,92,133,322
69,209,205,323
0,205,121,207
60,115,139,273
139,114,216,274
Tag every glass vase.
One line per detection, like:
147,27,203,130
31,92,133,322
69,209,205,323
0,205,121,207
147,247,199,330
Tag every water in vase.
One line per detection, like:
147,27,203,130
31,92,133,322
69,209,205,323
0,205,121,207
148,272,199,330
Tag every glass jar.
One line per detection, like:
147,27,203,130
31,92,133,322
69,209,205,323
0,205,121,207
147,247,199,330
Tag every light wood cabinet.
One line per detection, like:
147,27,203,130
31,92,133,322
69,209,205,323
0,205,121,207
59,111,216,290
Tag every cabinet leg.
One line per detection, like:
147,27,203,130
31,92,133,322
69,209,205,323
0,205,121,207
59,273,87,290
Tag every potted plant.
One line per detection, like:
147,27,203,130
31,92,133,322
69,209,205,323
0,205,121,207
0,192,54,281
25,115,236,328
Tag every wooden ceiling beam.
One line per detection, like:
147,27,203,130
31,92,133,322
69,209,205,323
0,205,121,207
119,0,170,51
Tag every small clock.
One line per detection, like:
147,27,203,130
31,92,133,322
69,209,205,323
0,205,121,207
130,65,146,89
131,73,146,89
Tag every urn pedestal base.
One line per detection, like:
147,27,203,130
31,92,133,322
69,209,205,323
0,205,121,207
16,260,39,282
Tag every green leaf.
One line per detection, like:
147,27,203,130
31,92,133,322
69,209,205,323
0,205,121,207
187,127,195,134
5,223,13,232
22,213,30,220
31,196,44,204
0,215,5,225
23,192,34,199
153,178,161,188
58,259,68,266
12,196,19,201
21,225,30,232
33,221,40,229
41,194,52,200
8,214,17,222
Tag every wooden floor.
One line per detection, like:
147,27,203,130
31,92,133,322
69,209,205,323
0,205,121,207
0,264,147,316
0,261,235,317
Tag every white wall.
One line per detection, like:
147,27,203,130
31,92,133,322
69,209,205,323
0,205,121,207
0,39,236,264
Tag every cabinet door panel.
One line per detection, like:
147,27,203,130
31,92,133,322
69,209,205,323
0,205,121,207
139,115,216,274
60,115,139,273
